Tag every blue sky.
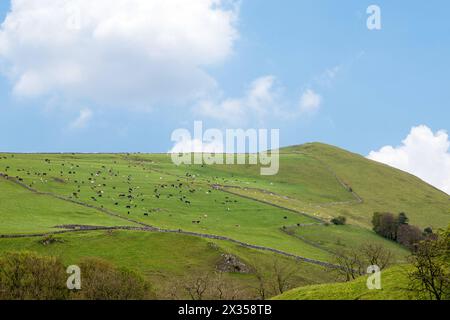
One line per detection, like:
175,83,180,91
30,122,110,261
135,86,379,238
0,0,449,156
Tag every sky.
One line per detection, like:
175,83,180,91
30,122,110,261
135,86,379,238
0,0,449,193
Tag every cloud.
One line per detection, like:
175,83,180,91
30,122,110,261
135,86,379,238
195,76,281,125
0,0,239,107
69,108,93,130
169,138,224,154
368,125,450,195
299,89,322,114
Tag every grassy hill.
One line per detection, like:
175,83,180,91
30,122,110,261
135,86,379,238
0,143,448,299
285,143,450,228
273,265,416,300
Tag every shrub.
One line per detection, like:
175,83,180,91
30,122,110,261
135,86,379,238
75,258,150,300
397,212,409,226
397,224,424,250
0,252,152,300
331,216,347,226
0,251,69,300
372,212,412,241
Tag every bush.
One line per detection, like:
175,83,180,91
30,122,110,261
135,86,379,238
397,224,424,250
372,212,397,240
75,258,151,300
0,252,152,300
0,251,69,300
331,216,347,226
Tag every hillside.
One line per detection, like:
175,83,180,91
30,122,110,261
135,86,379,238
286,143,450,228
0,143,448,299
273,265,416,300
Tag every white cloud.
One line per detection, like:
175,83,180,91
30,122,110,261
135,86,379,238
368,125,450,195
299,89,322,114
69,108,93,129
0,0,239,107
169,138,224,154
195,76,280,125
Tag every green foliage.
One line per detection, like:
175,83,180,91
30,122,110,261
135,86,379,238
372,212,425,250
0,251,69,300
331,216,347,226
408,227,450,300
75,257,151,300
0,251,153,300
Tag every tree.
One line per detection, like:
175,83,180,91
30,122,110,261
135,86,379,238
271,259,297,295
331,216,347,226
397,224,424,250
182,273,210,300
170,272,246,300
332,249,364,281
250,259,298,299
360,243,392,270
333,244,393,282
372,212,419,244
408,227,450,300
397,212,409,226
252,265,273,300
376,213,398,240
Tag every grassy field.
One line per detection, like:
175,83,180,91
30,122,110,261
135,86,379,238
0,143,448,299
0,230,336,299
287,224,409,262
0,178,134,234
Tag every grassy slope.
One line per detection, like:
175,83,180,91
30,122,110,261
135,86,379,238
0,230,335,299
289,224,408,262
0,143,448,299
0,178,134,234
273,265,416,300
0,153,331,261
287,143,450,228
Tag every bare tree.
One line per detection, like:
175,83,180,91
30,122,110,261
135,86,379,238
332,249,364,281
333,244,393,282
250,263,273,300
169,272,247,300
183,273,210,300
250,259,298,299
360,243,392,270
271,259,298,295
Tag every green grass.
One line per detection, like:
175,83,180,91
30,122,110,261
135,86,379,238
0,143,448,300
273,265,417,300
0,230,336,298
0,153,332,261
0,178,134,234
284,143,450,228
289,224,409,262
